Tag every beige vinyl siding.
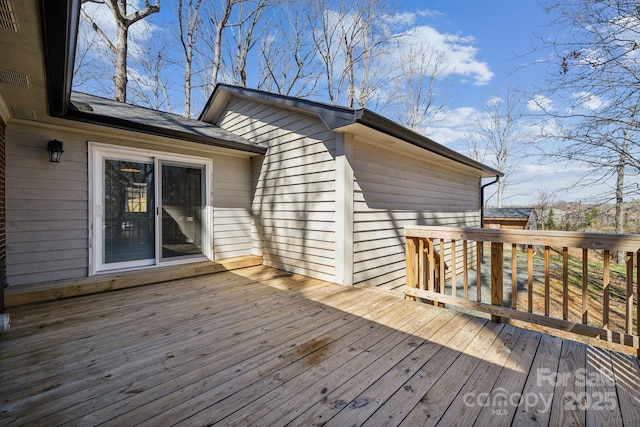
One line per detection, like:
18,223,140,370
351,139,481,291
218,98,337,282
6,122,254,287
6,125,89,285
211,155,253,259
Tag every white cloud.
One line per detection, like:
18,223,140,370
383,12,416,27
486,96,502,107
400,26,494,86
417,9,443,19
572,91,610,111
527,94,554,112
425,106,479,145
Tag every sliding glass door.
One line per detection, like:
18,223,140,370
160,162,204,261
92,144,211,274
103,158,156,267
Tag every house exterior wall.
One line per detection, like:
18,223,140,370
5,121,253,287
216,97,337,282
351,138,481,291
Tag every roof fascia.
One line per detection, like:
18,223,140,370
354,109,503,177
40,0,80,117
200,84,358,129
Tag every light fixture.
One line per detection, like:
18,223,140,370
47,139,64,163
120,167,141,173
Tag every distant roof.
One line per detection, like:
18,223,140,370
200,84,503,177
66,92,266,155
484,208,536,219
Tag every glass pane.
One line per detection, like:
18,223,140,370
103,159,155,264
161,164,204,259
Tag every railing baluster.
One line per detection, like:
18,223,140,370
563,247,569,321
603,250,610,329
476,240,482,302
626,252,634,334
512,243,517,309
427,238,434,292
491,242,504,323
544,246,550,316
528,245,533,313
637,249,640,336
582,248,588,325
451,239,457,297
463,240,468,299
418,238,425,291
439,239,445,294
405,237,416,301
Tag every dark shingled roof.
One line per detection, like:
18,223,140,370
67,92,266,155
484,207,536,219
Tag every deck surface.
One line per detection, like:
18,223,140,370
1,265,639,426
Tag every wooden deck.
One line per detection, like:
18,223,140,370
1,265,639,426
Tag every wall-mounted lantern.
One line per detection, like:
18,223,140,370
47,139,64,163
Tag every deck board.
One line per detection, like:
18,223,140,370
1,265,639,426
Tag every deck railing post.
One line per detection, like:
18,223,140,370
405,237,417,301
491,242,504,323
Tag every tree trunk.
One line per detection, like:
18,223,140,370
114,21,128,102
184,48,192,117
615,140,627,264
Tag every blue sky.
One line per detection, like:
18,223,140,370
388,1,563,205
405,0,550,107
390,1,635,207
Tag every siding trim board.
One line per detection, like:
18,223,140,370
335,133,354,286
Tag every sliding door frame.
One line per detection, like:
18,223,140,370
89,142,213,276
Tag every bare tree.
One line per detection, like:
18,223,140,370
392,44,446,133
80,0,160,102
257,4,320,96
129,41,172,111
177,0,203,118
309,0,396,108
201,0,276,91
228,0,275,87
203,0,235,87
74,11,113,95
538,0,640,261
469,86,527,207
534,189,557,230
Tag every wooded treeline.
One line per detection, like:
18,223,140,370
76,0,445,129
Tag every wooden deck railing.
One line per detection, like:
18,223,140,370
405,226,640,356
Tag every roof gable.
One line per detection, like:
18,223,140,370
201,84,503,178
484,208,536,220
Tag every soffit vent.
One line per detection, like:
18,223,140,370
0,68,30,89
0,0,18,32
11,107,36,120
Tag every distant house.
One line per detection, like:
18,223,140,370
0,0,501,308
483,207,537,230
